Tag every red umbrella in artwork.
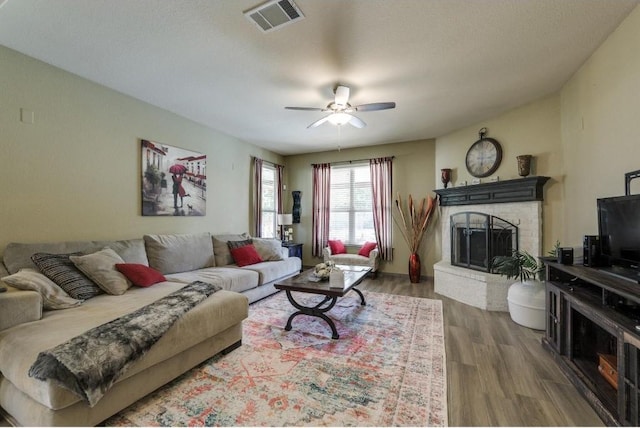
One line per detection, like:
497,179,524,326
169,164,187,174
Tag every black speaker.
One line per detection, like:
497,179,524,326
583,235,603,267
558,247,574,265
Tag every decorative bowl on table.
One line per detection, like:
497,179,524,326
313,261,336,280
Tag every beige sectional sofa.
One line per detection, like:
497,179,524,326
0,232,301,427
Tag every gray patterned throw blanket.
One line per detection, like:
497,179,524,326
29,281,222,407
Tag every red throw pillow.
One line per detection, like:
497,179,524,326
230,244,263,267
358,241,378,257
115,263,166,287
328,239,347,255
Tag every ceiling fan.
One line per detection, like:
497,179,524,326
285,85,396,129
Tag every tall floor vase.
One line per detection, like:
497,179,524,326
409,252,421,283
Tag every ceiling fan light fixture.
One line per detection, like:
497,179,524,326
327,112,351,126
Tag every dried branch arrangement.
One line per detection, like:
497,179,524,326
394,193,437,253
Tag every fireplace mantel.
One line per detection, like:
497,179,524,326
434,176,550,206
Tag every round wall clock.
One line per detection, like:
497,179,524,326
465,128,502,178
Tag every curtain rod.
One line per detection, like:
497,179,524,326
258,158,284,168
311,156,394,167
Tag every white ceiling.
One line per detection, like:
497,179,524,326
0,0,638,155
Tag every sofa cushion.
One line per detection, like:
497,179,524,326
70,248,131,295
3,239,148,275
144,233,215,274
1,269,82,310
212,233,250,266
230,244,263,267
252,238,284,261
166,267,259,294
358,241,378,257
328,239,347,255
241,257,302,285
31,253,103,301
116,264,166,287
105,239,149,266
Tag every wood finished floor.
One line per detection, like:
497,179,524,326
0,274,603,427
360,274,604,427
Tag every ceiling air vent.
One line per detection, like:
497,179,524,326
244,0,305,33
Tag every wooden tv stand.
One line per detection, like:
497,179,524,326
543,262,640,426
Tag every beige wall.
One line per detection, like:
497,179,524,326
435,95,563,256
0,46,283,256
560,5,640,246
284,139,437,276
433,4,640,255
2,3,638,271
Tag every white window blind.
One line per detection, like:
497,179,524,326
261,164,277,238
329,163,375,245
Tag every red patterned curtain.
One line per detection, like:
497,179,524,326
312,163,331,257
253,157,263,237
370,157,393,261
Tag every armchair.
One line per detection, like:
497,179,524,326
322,246,379,278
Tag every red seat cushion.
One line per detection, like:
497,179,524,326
328,239,347,255
358,241,378,257
230,244,263,267
115,263,166,287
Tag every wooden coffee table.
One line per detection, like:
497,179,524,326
274,265,371,339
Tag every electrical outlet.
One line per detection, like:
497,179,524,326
20,108,34,124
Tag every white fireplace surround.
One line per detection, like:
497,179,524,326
434,201,543,311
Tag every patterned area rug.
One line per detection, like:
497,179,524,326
105,290,447,426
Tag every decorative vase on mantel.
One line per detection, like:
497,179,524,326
517,155,533,177
409,252,421,283
441,168,452,189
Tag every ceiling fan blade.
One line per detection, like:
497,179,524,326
307,115,331,129
354,102,396,112
348,115,366,128
334,85,350,107
285,106,324,111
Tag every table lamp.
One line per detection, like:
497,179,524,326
277,214,293,242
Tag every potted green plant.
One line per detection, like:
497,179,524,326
492,250,546,330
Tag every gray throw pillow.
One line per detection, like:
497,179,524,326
227,239,253,250
31,252,103,300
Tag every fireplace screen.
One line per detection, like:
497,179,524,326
451,212,518,272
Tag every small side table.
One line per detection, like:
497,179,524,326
281,242,303,259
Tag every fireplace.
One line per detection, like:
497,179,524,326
450,212,518,272
433,176,550,311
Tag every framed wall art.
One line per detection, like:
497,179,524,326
141,139,206,216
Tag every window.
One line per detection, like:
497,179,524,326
260,164,278,238
329,163,375,244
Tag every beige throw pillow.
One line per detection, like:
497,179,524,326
70,248,131,295
252,238,284,261
2,268,82,310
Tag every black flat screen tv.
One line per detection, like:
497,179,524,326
597,194,640,280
